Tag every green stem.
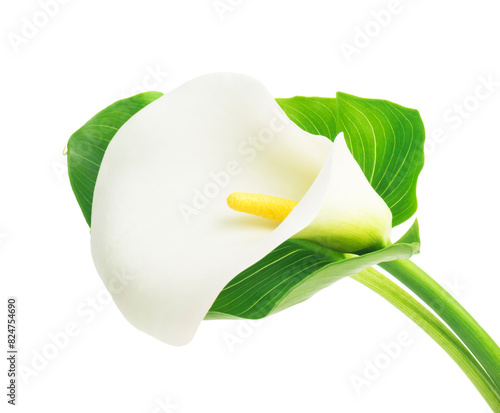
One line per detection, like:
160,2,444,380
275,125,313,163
379,259,500,394
352,267,500,412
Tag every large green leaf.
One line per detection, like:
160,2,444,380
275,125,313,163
67,92,163,226
277,94,425,227
336,93,425,227
67,91,424,322
207,220,420,319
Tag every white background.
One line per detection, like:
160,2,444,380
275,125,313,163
1,0,500,412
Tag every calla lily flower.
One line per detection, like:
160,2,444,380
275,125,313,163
91,73,392,345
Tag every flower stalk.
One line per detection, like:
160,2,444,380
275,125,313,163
379,259,500,393
352,266,500,412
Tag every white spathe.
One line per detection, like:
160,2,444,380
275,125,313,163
294,136,392,252
90,73,392,346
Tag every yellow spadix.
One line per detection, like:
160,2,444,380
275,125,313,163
227,192,298,223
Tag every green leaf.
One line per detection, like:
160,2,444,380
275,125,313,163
67,92,424,321
336,92,425,227
277,94,425,227
276,97,339,141
67,92,163,226
207,220,420,320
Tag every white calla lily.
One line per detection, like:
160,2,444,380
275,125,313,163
91,73,392,345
